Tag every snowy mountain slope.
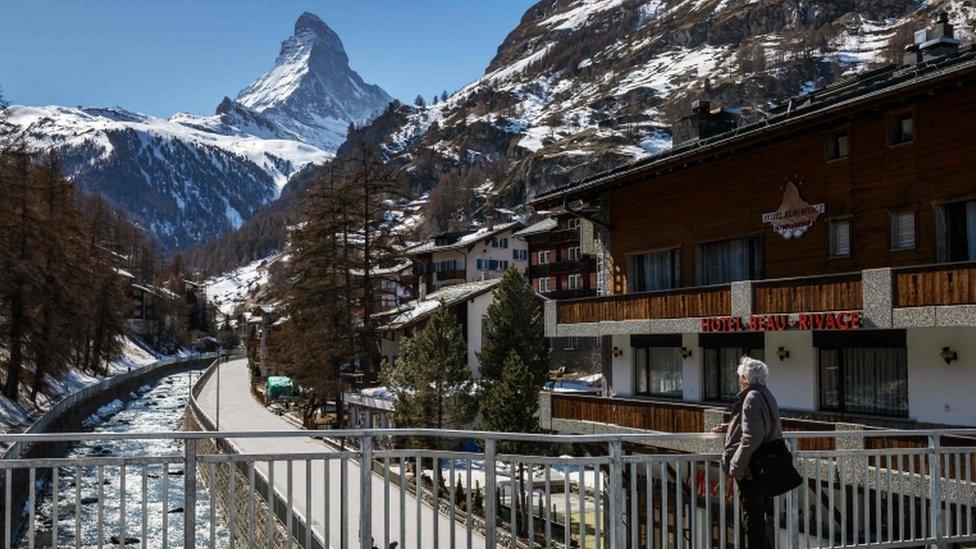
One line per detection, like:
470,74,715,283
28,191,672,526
349,0,976,228
1,11,394,253
4,105,330,251
237,12,392,151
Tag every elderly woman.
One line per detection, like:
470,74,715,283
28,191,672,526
715,357,783,549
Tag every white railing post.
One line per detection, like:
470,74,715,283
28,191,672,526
609,439,625,549
928,434,945,547
360,435,373,549
485,439,498,548
184,437,197,549
785,438,799,548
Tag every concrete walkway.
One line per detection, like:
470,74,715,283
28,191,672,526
195,358,487,549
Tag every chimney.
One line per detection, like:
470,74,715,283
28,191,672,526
418,281,427,301
671,100,738,146
904,12,962,65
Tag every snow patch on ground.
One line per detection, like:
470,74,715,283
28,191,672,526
0,336,171,436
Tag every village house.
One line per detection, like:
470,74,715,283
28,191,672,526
405,221,527,294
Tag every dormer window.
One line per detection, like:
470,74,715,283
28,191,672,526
827,130,849,160
889,113,914,145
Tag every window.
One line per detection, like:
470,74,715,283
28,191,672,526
628,248,680,292
889,113,914,145
513,249,528,260
829,218,851,258
500,260,509,270
476,259,484,270
633,336,683,397
695,236,762,285
566,218,581,230
538,277,551,293
937,200,976,262
827,130,849,160
538,250,551,264
890,209,916,250
487,259,499,270
568,246,581,260
567,274,581,290
703,345,764,402
817,331,907,417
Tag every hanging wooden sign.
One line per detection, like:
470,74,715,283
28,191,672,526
762,177,825,239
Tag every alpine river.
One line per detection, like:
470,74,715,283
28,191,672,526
23,367,229,548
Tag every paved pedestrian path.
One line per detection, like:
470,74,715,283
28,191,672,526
195,358,487,549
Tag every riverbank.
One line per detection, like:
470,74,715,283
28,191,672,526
0,352,216,545
0,337,172,435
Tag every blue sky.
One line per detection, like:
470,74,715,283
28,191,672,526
0,0,535,117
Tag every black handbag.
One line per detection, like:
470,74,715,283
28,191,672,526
748,391,803,496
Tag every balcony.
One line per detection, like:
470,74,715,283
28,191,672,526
556,284,731,324
894,260,976,307
548,261,976,335
542,288,598,300
432,269,467,283
544,392,976,452
528,256,596,278
752,272,862,314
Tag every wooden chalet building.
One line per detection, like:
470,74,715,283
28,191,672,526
531,16,976,429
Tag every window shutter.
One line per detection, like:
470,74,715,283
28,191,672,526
891,210,916,250
830,219,851,257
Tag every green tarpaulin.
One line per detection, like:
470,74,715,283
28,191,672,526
266,376,295,400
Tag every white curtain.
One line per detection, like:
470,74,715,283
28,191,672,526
698,238,754,285
630,250,676,292
648,347,683,395
843,347,907,416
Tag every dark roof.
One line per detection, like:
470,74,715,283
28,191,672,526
531,45,976,207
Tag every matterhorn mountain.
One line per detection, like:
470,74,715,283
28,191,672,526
0,12,389,252
236,12,393,151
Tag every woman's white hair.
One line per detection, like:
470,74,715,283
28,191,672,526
737,356,768,385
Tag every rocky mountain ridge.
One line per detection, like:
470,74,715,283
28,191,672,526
349,0,976,233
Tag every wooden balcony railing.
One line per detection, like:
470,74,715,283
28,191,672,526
529,256,596,278
556,285,731,324
753,272,862,314
551,393,705,432
893,260,976,307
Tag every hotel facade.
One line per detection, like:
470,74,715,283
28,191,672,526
532,24,976,429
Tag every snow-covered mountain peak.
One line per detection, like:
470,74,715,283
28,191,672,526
235,12,392,151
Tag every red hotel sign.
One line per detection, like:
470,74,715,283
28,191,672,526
700,311,861,333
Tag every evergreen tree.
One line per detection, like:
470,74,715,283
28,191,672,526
480,351,541,452
382,305,477,440
414,95,426,107
477,266,549,386
440,90,449,102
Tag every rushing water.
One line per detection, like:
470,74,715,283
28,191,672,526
23,368,229,548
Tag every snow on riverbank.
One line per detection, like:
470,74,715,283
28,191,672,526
0,336,179,434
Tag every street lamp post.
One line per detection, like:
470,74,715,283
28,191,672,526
216,350,222,431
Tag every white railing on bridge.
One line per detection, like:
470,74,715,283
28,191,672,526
1,426,976,549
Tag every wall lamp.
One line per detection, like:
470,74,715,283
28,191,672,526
681,346,693,359
941,346,958,365
776,346,791,362
612,346,623,358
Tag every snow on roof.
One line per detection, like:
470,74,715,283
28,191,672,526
115,268,135,279
514,217,558,237
405,221,523,256
378,278,500,329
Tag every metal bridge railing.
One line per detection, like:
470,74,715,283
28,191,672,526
1,427,976,548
